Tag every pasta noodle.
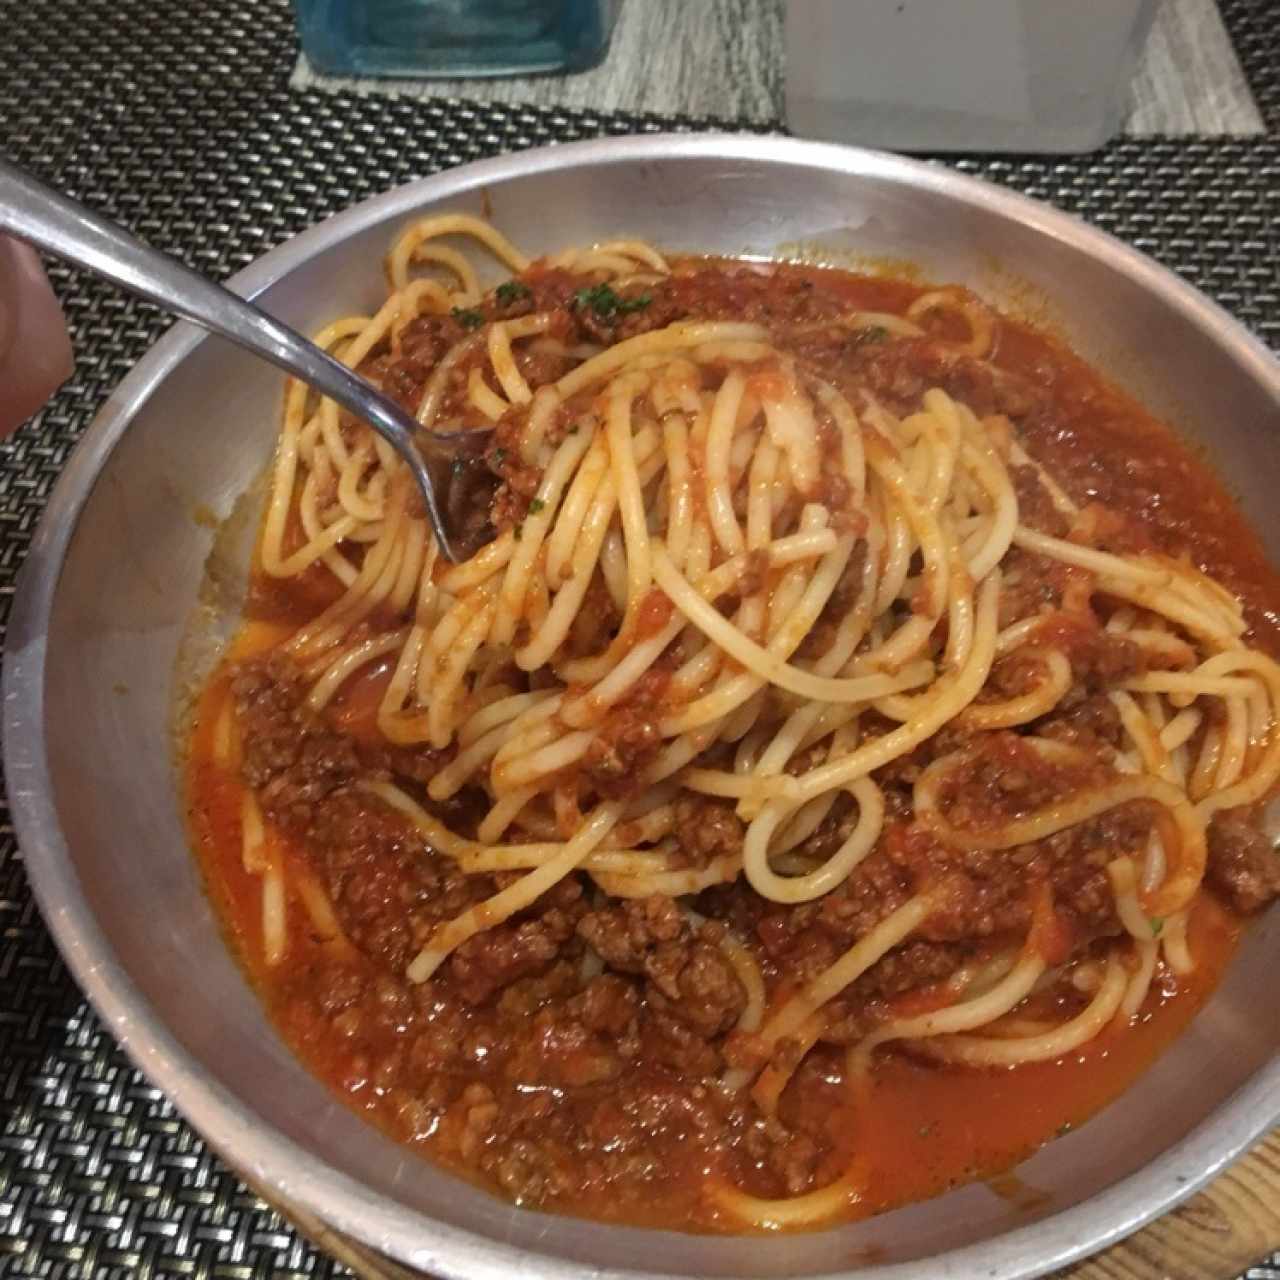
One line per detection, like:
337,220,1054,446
187,216,1280,1234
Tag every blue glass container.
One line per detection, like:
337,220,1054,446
293,0,613,78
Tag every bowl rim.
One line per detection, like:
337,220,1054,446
6,131,1280,1280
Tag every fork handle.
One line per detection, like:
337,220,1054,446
0,157,464,561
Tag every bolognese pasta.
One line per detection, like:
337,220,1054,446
185,215,1280,1232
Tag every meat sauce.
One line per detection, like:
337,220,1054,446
185,258,1280,1232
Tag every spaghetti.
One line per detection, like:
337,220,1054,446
186,215,1280,1233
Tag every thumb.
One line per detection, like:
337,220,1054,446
0,237,74,438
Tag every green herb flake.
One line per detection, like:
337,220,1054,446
513,522,523,541
495,280,532,305
451,306,485,330
861,324,889,344
1150,917,1164,937
528,498,546,515
571,283,652,320
492,447,507,466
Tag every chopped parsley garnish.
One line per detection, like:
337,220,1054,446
1150,917,1164,937
451,306,485,330
860,324,889,344
571,283,652,320
495,280,532,305
528,498,546,515
491,447,507,466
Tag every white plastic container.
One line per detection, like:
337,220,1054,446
785,0,1161,153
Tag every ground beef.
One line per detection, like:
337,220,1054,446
571,974,643,1038
361,313,466,414
891,734,1131,940
233,655,362,820
1011,463,1070,537
439,448,501,554
483,1133,570,1205
852,337,1019,419
520,268,686,346
308,790,452,969
577,895,686,971
738,548,773,598
467,1070,730,1207
487,478,532,533
1206,812,1280,913
567,574,624,654
672,795,745,866
370,294,583,429
506,997,632,1088
578,897,745,1032
656,264,841,332
739,785,1126,994
740,1114,825,1196
786,326,887,379
978,648,1047,702
997,548,1075,628
516,268,583,313
871,721,975,794
582,712,663,796
797,541,868,661
929,731,1113,828
448,878,587,1005
580,665,672,798
515,337,577,388
1061,627,1145,693
232,655,475,969
1034,693,1124,750
1015,615,1147,718
645,934,746,1037
641,1008,724,1077
746,848,914,986
820,940,970,1043
233,654,450,819
857,939,967,1000
598,292,687,344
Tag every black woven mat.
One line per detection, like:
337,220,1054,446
2,1,1279,1276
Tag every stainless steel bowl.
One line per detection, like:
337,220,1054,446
6,134,1280,1280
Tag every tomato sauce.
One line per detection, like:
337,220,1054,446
184,257,1275,1232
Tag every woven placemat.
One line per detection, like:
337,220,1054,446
2,1,1278,1276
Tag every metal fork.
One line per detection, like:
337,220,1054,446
0,158,486,562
